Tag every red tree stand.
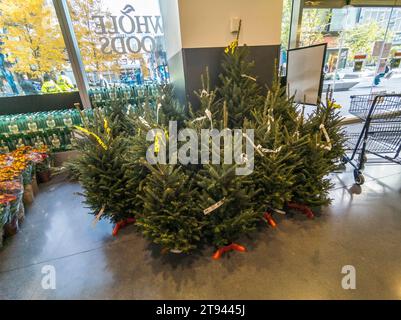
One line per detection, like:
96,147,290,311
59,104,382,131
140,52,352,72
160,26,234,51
112,217,136,236
263,212,277,228
212,243,247,260
287,203,314,219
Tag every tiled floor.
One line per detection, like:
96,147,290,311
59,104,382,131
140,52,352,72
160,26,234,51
0,162,400,300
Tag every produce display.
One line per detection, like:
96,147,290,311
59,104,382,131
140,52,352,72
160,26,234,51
0,108,94,153
0,146,48,247
0,84,159,154
89,84,159,109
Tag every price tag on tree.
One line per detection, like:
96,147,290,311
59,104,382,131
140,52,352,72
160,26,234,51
204,198,226,215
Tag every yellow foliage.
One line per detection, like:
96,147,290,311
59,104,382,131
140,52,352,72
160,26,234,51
0,0,67,77
68,0,150,78
68,0,120,73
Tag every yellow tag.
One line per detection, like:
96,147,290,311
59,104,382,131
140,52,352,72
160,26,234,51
225,39,238,55
154,134,160,153
74,126,108,150
332,103,342,109
104,119,111,137
154,132,165,154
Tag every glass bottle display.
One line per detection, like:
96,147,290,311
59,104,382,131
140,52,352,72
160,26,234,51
34,137,45,150
16,138,25,149
46,115,56,129
0,140,10,153
51,134,61,150
8,121,19,134
63,114,73,127
27,116,38,132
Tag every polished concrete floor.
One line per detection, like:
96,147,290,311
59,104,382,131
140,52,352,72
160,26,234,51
0,162,400,300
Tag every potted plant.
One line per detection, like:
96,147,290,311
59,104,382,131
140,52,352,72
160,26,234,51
36,156,51,183
0,203,10,247
22,163,35,205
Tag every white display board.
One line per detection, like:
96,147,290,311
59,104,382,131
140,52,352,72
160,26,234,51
287,43,327,105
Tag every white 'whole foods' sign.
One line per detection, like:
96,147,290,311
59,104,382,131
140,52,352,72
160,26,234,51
91,5,164,54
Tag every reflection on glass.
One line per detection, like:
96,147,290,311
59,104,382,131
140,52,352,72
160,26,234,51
68,0,169,90
0,0,77,97
296,2,401,116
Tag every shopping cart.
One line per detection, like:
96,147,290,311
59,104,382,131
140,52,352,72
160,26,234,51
342,93,401,185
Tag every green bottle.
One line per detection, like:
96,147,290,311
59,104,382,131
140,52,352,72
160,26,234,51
16,138,25,149
8,120,19,134
51,134,61,151
63,114,73,127
0,140,9,153
27,116,38,132
34,137,45,149
46,115,56,129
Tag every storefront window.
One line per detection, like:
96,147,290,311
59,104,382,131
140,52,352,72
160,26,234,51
68,0,168,89
280,0,292,75
0,0,77,97
287,1,401,116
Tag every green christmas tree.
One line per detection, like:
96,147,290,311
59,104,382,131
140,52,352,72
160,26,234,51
218,44,263,128
67,109,135,224
196,163,259,249
291,95,345,208
192,80,260,250
248,74,308,213
70,29,346,255
103,101,135,137
136,163,204,253
157,84,188,129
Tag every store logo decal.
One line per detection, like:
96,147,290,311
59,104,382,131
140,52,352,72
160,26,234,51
91,4,164,54
121,5,136,14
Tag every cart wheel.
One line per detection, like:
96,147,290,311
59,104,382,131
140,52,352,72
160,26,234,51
353,170,365,185
341,156,349,164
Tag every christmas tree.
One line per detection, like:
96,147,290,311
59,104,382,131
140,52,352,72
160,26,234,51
291,94,345,208
191,78,260,252
196,163,259,249
68,109,135,225
70,29,346,257
248,74,306,215
136,163,204,253
218,43,263,128
157,84,188,129
103,101,135,137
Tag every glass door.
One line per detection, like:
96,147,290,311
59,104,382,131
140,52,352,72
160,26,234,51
287,0,401,116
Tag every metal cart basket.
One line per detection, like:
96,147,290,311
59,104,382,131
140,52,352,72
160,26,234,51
342,94,401,185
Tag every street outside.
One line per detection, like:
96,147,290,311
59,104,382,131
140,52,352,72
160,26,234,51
323,68,401,117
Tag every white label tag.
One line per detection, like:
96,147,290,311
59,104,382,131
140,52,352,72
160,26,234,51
139,116,151,129
156,103,162,124
241,74,257,82
203,198,226,215
192,116,207,123
256,145,282,154
205,109,213,129
318,124,332,151
92,204,106,227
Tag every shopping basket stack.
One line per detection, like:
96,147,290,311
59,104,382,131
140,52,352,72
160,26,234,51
342,94,401,185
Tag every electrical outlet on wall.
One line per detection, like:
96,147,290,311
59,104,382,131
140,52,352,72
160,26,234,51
230,17,241,34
